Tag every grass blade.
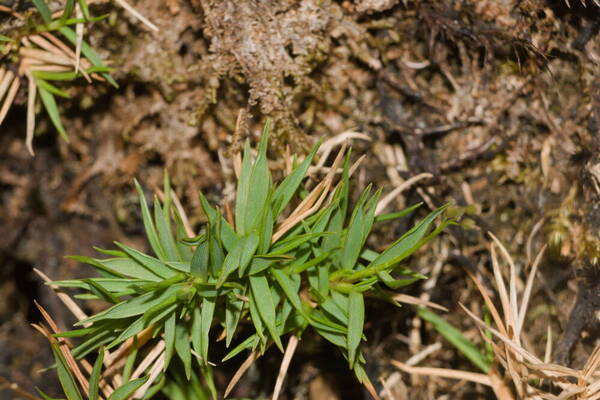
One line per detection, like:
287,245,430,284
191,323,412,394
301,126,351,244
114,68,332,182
114,242,177,279
250,274,283,351
50,342,83,400
347,291,364,367
58,26,118,87
271,139,321,218
199,297,216,363
38,85,69,141
134,180,167,261
225,289,245,347
174,321,191,379
153,199,180,261
164,312,176,370
78,284,181,325
417,307,490,373
88,347,104,400
271,269,307,320
78,0,91,20
107,376,148,400
32,0,52,24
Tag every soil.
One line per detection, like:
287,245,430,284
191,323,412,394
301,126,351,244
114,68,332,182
2,0,600,399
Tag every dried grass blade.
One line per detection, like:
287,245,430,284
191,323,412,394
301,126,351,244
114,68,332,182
272,180,330,243
29,35,69,58
392,293,448,312
29,65,74,72
489,233,520,340
465,270,509,338
133,351,164,399
375,172,433,215
272,335,298,400
105,326,154,368
521,362,581,378
390,360,492,386
224,351,258,398
518,245,546,334
315,131,370,169
0,74,19,126
405,342,442,366
34,301,90,394
154,187,195,237
526,217,545,263
26,74,36,156
489,244,515,336
34,268,88,322
0,68,11,99
460,303,547,367
75,4,84,73
40,32,77,58
38,32,91,80
362,377,381,400
20,48,74,66
129,340,165,381
273,144,346,241
113,0,159,32
488,365,516,400
544,325,552,364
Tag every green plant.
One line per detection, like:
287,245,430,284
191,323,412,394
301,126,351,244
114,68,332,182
0,0,157,156
0,0,116,155
41,122,452,399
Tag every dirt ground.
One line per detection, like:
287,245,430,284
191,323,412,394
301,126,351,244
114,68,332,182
2,0,600,398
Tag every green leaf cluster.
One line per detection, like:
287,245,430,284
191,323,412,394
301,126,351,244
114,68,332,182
26,0,116,140
49,122,451,397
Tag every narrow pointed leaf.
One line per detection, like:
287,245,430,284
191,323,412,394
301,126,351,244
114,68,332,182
225,289,244,347
164,312,176,370
107,376,149,400
366,205,449,272
79,284,182,324
88,347,104,400
154,199,181,261
50,343,82,400
114,242,177,279
271,139,321,218
271,269,307,319
190,239,208,280
58,27,118,87
234,140,253,235
347,291,364,367
174,322,191,379
199,297,216,363
134,180,167,261
32,0,52,23
237,231,259,276
250,274,283,351
38,86,68,141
